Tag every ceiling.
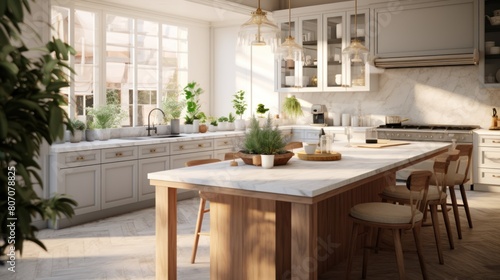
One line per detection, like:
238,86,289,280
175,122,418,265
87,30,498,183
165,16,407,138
97,0,350,23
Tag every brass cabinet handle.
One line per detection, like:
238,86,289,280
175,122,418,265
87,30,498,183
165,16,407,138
493,175,500,178
223,141,228,145
115,152,123,157
493,140,500,144
76,156,85,161
179,145,184,150
150,148,156,153
198,144,204,148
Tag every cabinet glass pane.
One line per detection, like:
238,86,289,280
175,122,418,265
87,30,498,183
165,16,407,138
349,13,366,87
280,21,296,88
326,16,343,87
302,19,318,88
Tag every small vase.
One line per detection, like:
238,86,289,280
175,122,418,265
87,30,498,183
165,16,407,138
70,130,83,143
86,129,96,142
170,119,180,134
193,119,200,133
261,154,275,169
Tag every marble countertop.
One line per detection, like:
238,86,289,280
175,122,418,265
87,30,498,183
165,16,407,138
148,141,450,198
474,128,500,135
49,131,247,154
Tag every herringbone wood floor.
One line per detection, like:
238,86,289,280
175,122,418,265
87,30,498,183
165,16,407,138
1,190,500,279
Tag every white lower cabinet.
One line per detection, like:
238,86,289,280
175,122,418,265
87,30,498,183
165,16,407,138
170,151,215,169
138,157,169,201
58,165,101,215
101,160,138,209
473,130,500,192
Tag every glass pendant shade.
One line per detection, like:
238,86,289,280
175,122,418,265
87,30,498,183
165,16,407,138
276,36,304,62
343,38,369,64
238,6,280,49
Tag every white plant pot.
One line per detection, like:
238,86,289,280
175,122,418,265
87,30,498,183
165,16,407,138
193,120,200,133
170,119,180,134
209,125,217,132
70,130,83,143
86,129,97,142
96,128,111,140
234,119,246,131
260,154,275,169
184,124,193,134
227,122,235,131
219,122,228,131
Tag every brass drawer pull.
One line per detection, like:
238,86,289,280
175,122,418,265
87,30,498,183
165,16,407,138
223,141,228,145
493,175,500,178
198,144,204,148
76,156,85,161
150,149,156,153
493,140,500,144
115,152,123,157
179,145,184,150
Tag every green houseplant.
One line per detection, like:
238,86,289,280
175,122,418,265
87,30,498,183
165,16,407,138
69,119,86,143
238,116,292,167
282,95,303,121
183,82,203,125
232,90,247,130
86,104,126,140
162,94,185,134
0,0,77,259
256,103,269,118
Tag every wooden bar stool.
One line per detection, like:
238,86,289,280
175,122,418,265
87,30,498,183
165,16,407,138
185,158,221,264
346,170,433,280
379,154,455,265
445,144,474,239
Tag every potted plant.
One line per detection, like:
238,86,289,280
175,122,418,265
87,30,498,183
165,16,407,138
183,82,204,133
232,90,247,130
208,117,218,132
86,104,126,140
162,93,185,135
0,0,77,259
238,116,292,168
198,112,208,133
218,116,229,131
85,117,97,142
69,119,86,143
228,112,236,131
256,103,269,118
282,95,303,123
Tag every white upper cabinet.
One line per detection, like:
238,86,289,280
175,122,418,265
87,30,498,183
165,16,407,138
274,4,377,93
373,0,477,58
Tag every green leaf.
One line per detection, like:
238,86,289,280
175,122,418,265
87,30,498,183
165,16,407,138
0,110,7,138
7,0,24,22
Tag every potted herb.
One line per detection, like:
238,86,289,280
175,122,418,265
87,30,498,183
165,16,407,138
256,103,269,118
218,116,229,131
85,117,97,142
228,112,236,131
238,116,292,168
282,95,303,122
162,94,185,134
208,116,218,132
69,119,86,143
232,90,247,130
86,104,126,140
198,112,208,133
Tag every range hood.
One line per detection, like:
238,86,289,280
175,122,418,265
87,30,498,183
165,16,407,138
373,49,479,69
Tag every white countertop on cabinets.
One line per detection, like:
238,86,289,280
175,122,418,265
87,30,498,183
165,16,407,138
474,128,500,135
148,141,450,198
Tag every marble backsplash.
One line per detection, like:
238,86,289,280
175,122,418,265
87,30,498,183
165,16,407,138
287,66,500,128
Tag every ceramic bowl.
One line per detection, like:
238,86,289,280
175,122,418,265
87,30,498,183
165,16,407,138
490,46,500,55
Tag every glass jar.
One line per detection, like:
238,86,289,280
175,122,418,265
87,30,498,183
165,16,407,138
365,128,378,144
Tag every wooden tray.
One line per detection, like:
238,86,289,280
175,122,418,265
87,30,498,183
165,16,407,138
489,126,500,130
297,151,342,161
354,140,411,148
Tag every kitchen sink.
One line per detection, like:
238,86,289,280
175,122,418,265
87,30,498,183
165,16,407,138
122,135,186,141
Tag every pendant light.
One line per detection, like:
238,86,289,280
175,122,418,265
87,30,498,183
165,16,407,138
238,0,280,49
343,0,368,64
275,0,304,63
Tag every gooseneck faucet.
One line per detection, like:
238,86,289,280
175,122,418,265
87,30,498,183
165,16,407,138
147,108,166,136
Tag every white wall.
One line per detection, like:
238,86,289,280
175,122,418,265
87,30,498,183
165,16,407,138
212,24,277,120
188,24,212,115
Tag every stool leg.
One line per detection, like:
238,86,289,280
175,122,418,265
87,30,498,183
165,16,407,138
413,223,428,280
429,204,444,264
460,184,473,228
362,227,373,279
346,222,359,280
392,229,406,280
448,185,462,239
440,201,454,250
191,197,206,264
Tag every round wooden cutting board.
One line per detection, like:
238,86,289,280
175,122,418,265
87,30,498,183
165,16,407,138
297,151,342,161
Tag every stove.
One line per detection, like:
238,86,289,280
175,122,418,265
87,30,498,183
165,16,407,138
376,124,480,143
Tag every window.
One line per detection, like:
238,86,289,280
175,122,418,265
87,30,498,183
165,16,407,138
51,2,188,127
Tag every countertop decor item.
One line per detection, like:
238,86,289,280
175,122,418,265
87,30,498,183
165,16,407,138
297,151,341,161
183,82,204,125
282,95,304,120
239,116,292,166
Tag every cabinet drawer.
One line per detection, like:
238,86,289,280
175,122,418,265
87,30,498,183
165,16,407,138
57,150,101,168
478,147,500,168
475,167,500,185
170,139,213,155
139,143,170,159
170,151,215,169
214,137,236,150
477,135,500,147
101,146,138,163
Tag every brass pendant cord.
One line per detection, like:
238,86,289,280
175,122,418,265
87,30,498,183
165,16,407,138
288,0,291,38
354,0,358,38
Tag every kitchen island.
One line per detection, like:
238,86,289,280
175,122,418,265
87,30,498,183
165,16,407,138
148,141,450,279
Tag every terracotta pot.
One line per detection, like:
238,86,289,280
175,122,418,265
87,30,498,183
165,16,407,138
199,124,208,133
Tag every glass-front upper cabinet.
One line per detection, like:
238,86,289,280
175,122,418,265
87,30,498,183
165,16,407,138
276,15,321,92
324,9,372,92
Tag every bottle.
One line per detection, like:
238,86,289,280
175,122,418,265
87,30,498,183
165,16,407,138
318,128,325,146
